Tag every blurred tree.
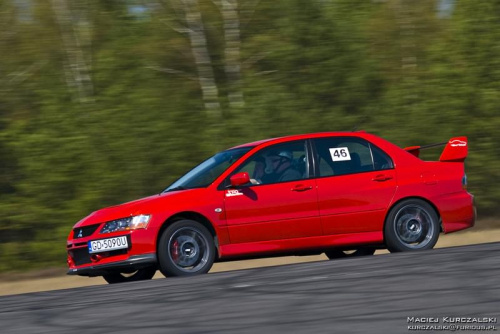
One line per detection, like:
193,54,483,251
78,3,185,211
367,0,446,143
50,0,94,103
441,0,500,213
216,0,245,108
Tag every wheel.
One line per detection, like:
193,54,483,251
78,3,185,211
325,247,376,260
158,220,215,277
102,266,157,284
384,199,440,252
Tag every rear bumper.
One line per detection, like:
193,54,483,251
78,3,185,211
67,254,157,277
438,192,476,234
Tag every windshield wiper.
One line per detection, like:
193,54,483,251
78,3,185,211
164,186,187,192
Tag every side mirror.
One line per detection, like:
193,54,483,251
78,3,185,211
230,172,250,187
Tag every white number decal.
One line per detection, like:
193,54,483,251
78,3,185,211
329,147,351,162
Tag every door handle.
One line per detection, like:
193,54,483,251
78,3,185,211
291,185,313,192
372,174,393,182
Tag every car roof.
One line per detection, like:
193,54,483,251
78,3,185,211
229,131,369,150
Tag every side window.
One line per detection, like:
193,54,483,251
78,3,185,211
371,145,394,170
313,137,392,177
233,140,309,185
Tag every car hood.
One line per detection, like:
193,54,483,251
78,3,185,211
74,189,202,228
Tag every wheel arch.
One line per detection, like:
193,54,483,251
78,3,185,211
384,196,443,236
156,211,220,258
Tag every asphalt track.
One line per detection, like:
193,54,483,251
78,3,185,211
1,242,499,334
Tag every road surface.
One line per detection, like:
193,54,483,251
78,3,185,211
0,242,499,333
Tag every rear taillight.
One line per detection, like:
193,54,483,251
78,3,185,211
462,174,467,190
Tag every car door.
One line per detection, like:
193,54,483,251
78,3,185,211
312,136,397,235
222,140,321,244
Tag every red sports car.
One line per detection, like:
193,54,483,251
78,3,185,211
66,132,475,283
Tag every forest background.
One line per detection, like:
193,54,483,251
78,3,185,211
0,0,498,272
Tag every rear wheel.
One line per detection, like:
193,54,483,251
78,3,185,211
384,199,440,252
158,220,215,277
325,247,375,260
102,266,157,284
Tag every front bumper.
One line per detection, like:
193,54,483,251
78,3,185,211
67,225,158,276
67,254,157,277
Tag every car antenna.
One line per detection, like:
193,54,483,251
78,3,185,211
351,116,367,132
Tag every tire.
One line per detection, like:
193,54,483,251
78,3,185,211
325,247,376,260
102,266,157,284
158,220,215,277
384,199,440,252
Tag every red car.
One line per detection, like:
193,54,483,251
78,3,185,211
67,132,475,283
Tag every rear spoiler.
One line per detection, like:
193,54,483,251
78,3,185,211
404,137,468,162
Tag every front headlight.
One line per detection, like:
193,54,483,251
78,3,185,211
100,214,151,234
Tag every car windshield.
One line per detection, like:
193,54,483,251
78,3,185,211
164,146,254,192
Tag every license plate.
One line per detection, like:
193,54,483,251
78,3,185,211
88,236,128,254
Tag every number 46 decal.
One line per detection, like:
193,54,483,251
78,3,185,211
329,147,351,162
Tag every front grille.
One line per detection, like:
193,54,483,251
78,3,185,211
69,248,129,267
73,224,100,239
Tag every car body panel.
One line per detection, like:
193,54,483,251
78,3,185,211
316,169,398,234
223,179,321,243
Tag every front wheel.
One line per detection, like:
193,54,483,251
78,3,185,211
102,266,157,284
158,220,215,277
384,199,440,252
325,247,376,260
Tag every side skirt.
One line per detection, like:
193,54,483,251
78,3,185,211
219,231,383,261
